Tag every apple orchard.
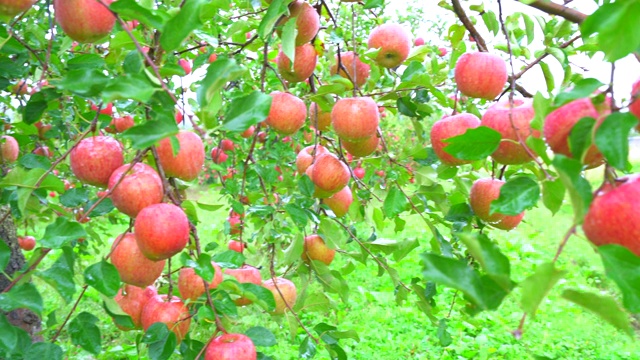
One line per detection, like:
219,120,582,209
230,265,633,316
0,0,639,359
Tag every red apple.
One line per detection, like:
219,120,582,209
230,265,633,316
18,236,36,251
438,47,448,57
367,24,411,68
494,212,525,231
0,135,19,163
34,146,53,158
353,166,365,179
34,121,52,139
275,43,317,83
309,103,332,132
225,265,262,306
110,233,166,287
209,53,218,63
265,91,307,135
156,131,205,181
430,113,481,166
376,170,385,178
262,277,297,315
178,59,192,75
205,333,257,360
106,115,135,133
0,0,37,17
257,132,267,143
454,52,507,100
469,178,524,229
114,284,158,330
310,153,350,198
175,111,184,124
277,0,319,45
211,147,229,164
342,135,379,158
91,102,114,116
414,37,425,46
322,186,352,217
54,0,115,42
178,262,224,301
12,80,29,95
228,216,242,235
70,136,124,187
241,126,255,138
302,234,335,265
108,163,164,218
630,79,640,128
330,52,370,88
296,144,328,174
228,240,245,253
331,97,379,143
141,295,191,343
220,139,235,152
134,203,190,261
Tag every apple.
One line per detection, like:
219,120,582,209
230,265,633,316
175,111,184,124
353,166,365,179
106,115,135,133
225,265,262,306
309,103,332,132
209,53,218,63
276,43,317,83
583,174,640,256
367,24,411,68
481,98,540,164
18,236,36,251
494,212,525,231
342,135,379,158
376,170,385,177
178,262,224,301
454,52,507,100
469,178,524,228
330,52,371,88
156,131,205,181
124,20,139,31
322,186,352,217
211,147,229,164
630,79,640,128
205,333,257,360
34,146,53,158
12,80,29,95
228,240,245,253
178,59,192,75
0,0,37,17
114,285,158,330
543,97,611,168
310,153,350,198
228,215,242,235
430,113,481,166
34,121,51,139
141,295,191,343
302,234,335,265
262,277,297,315
241,126,255,138
70,136,124,187
91,102,114,116
414,37,425,46
108,163,164,218
0,135,19,163
54,0,115,43
110,233,166,287
277,0,319,45
331,97,379,143
134,203,190,261
265,91,307,135
296,144,328,174
257,132,267,143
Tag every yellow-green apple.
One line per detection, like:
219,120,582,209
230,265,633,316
18,236,35,251
141,295,191,343
322,186,352,217
265,91,307,135
469,178,524,229
276,43,317,83
114,284,158,330
0,0,37,17
205,333,257,360
54,0,116,43
367,24,411,68
134,203,190,261
302,234,335,265
110,233,166,287
178,59,192,75
0,135,19,163
342,135,379,157
309,103,332,131
583,174,640,256
296,144,328,173
178,262,223,301
262,277,297,315
430,113,481,166
228,240,245,253
108,163,164,218
629,79,640,130
211,147,228,164
156,131,205,181
225,265,262,306
70,136,124,187
481,98,539,164
454,52,507,100
277,0,319,45
330,52,370,87
310,153,350,198
331,97,379,142
106,115,135,133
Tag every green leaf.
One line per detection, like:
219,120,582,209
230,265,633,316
363,0,383,9
103,74,158,103
37,248,76,303
84,260,121,297
142,323,177,360
562,289,633,336
22,91,47,125
258,0,290,39
285,203,309,227
239,283,276,312
595,112,637,171
541,178,565,215
52,68,109,97
222,91,272,132
160,0,207,51
24,342,64,360
443,126,501,161
40,217,86,249
567,117,595,162
599,245,640,313
0,283,43,316
122,115,179,150
110,0,166,29
0,241,10,272
382,187,408,218
67,54,106,70
552,155,592,222
281,17,297,64
521,13,535,44
481,11,499,36
539,61,555,93
18,154,51,170
69,312,101,355
196,58,246,109
436,319,452,347
580,1,640,61
188,253,215,283
59,188,90,208
299,336,317,359
489,176,540,216
554,78,603,106
520,262,565,317
458,233,512,290
102,297,135,330
246,326,277,347
212,250,245,269
0,313,31,356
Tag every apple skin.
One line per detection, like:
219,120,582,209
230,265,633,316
494,212,525,231
342,135,379,158
414,37,425,46
228,240,245,253
583,174,640,256
220,139,235,152
331,97,379,143
454,52,507,100
0,0,37,17
309,103,332,132
481,98,539,164
156,131,205,181
211,147,229,164
310,153,350,198
209,53,218,63
135,203,190,261
543,97,610,168
91,102,114,116
277,0,319,45
18,236,36,251
114,284,158,330
438,47,447,57
265,91,307,135
469,178,525,229
241,126,255,138
276,43,317,83
141,295,191,343
178,59,192,75
353,167,365,179
205,333,257,360
70,136,124,187
322,186,352,217
34,121,51,139
262,277,297,315
108,163,164,218
367,24,411,68
54,0,116,43
224,265,262,306
296,144,328,174
178,262,223,301
330,52,371,88
34,146,53,158
302,234,335,265
0,135,19,163
630,79,640,129
110,233,166,287
106,115,135,133
430,113,481,166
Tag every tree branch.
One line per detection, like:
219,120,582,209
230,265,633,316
517,0,587,24
451,0,488,52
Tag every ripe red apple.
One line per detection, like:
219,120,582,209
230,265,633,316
224,265,262,306
543,97,611,168
175,111,184,124
430,113,481,166
257,131,267,143
0,0,37,17
310,153,350,198
141,295,191,343
322,186,352,217
367,24,411,68
70,136,124,187
330,52,371,88
302,234,335,265
438,47,447,57
276,43,317,83
34,121,51,139
454,52,507,100
376,170,385,178
630,79,640,127
265,91,307,135
135,203,190,261
309,103,332,132
33,146,52,158
228,240,245,253
12,80,29,95
331,97,379,143
0,135,19,163
110,233,166,287
414,37,425,46
469,178,524,229
208,53,218,63
211,147,229,164
205,333,257,360
108,163,164,218
114,284,158,330
353,166,365,179
91,102,114,116
262,277,297,315
178,262,223,301
178,59,192,75
494,212,525,231
296,144,328,174
481,98,539,164
18,236,36,251
220,139,235,152
241,126,255,138
106,115,135,133
156,131,205,181
342,135,379,158
277,0,319,45
54,0,115,43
